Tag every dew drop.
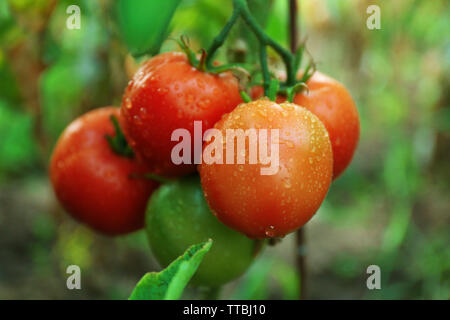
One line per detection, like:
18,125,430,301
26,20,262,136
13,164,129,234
257,110,267,117
124,98,132,109
264,225,276,238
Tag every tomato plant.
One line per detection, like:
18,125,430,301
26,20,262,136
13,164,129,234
50,107,159,235
199,99,333,239
146,175,259,286
44,0,362,300
121,52,243,177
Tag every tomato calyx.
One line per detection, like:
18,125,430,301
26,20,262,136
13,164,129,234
175,36,251,76
104,115,134,158
175,35,199,68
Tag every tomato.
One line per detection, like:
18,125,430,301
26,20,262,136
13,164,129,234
146,175,259,286
251,71,360,179
199,99,333,239
49,107,158,235
121,52,243,177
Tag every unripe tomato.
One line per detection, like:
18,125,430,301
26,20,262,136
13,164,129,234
199,100,333,239
146,175,259,286
251,71,360,179
50,107,158,235
121,52,243,177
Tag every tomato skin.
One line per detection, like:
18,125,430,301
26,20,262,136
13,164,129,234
50,107,158,235
251,71,360,179
199,100,333,239
146,175,258,286
121,52,243,177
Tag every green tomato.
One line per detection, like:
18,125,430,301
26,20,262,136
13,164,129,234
145,175,260,287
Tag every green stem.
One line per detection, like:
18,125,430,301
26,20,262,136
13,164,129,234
259,45,270,95
206,6,242,69
209,62,252,74
233,0,296,86
205,0,308,96
105,115,134,158
240,91,252,103
268,78,279,101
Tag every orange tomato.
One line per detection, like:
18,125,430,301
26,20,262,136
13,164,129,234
199,100,333,239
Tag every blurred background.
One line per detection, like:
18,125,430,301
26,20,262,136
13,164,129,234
0,0,448,299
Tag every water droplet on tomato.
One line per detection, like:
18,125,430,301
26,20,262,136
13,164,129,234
125,98,132,109
264,226,276,237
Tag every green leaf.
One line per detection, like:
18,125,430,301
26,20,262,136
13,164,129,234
129,239,212,300
116,0,181,57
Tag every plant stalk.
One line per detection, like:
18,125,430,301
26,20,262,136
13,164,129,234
289,0,307,300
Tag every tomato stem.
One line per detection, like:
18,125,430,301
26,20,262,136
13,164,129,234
105,115,134,158
234,0,296,86
175,35,199,67
289,0,307,300
205,0,314,97
240,91,252,103
205,6,241,69
197,48,208,72
259,45,271,95
268,78,279,101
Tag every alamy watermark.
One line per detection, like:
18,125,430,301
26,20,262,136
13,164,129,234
171,121,280,175
366,5,381,30
66,5,81,30
366,265,381,290
66,265,81,290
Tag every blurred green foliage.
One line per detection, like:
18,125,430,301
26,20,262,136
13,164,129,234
0,0,448,299
116,0,181,57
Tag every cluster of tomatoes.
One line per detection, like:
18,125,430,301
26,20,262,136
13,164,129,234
50,51,359,286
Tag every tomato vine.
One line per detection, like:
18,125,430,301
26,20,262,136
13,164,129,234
203,0,315,100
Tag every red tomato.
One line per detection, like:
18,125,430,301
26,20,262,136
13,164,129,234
121,52,243,177
251,71,360,179
49,107,158,235
199,100,333,239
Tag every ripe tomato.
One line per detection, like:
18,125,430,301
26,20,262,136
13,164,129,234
121,52,242,177
251,71,360,179
199,100,333,239
146,175,259,286
50,107,158,235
